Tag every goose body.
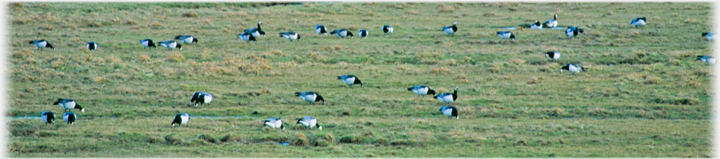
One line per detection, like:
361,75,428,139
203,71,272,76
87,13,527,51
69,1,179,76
29,39,54,50
316,24,328,35
497,31,516,40
530,20,543,29
171,113,190,127
359,29,368,38
337,75,363,88
330,29,354,38
546,51,561,62
159,40,182,50
294,91,325,104
63,112,77,125
434,87,458,104
190,91,213,107
87,41,97,51
238,32,257,43
631,17,647,28
382,25,393,34
697,55,715,64
296,116,322,130
443,22,458,36
264,117,285,130
439,106,459,120
408,85,436,97
140,39,156,49
174,35,198,44
279,31,301,42
566,25,584,37
53,98,84,112
544,14,558,28
560,63,586,74
41,111,55,125
703,32,715,41
244,21,266,38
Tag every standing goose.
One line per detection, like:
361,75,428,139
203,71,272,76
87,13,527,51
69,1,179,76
702,32,714,41
316,24,328,35
434,87,459,104
190,91,213,107
697,55,715,64
497,31,516,41
174,35,199,44
264,117,285,130
53,98,85,112
296,116,322,130
546,51,561,62
382,25,393,34
407,85,436,97
560,63,587,74
544,14,558,28
63,112,77,125
330,29,354,38
238,32,257,44
41,111,55,125
245,21,266,38
159,40,182,50
442,22,458,36
530,20,543,29
171,113,190,128
337,75,363,88
439,106,459,120
565,25,584,37
140,39,157,49
359,29,369,38
279,31,301,42
294,91,325,104
29,39,54,50
87,41,97,51
630,17,647,28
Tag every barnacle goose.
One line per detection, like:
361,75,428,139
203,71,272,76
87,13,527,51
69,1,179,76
296,116,322,130
53,98,85,112
29,39,54,50
434,87,458,104
279,31,301,42
439,106,459,120
294,91,325,104
190,91,213,107
171,113,190,127
174,35,198,44
442,22,458,36
337,75,363,88
560,63,587,74
408,85,436,97
264,117,285,130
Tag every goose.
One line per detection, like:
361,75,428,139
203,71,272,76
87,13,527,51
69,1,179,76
702,32,715,41
546,51,561,62
434,87,458,104
29,39,54,50
560,63,587,74
294,91,325,104
238,32,257,43
530,20,543,29
159,40,182,50
565,25,584,37
63,112,77,125
359,29,368,38
382,25,393,34
442,22,458,36
439,106,459,120
316,24,328,35
264,117,285,130
41,111,55,125
190,91,213,107
279,31,301,42
630,17,647,28
174,35,198,44
407,85,436,97
337,75,363,88
171,113,190,127
330,29,354,38
296,116,322,130
87,41,97,51
497,31,516,41
697,55,715,64
140,39,157,49
544,14,558,28
53,98,84,112
245,21,266,38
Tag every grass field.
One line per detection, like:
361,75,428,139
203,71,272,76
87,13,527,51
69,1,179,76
5,2,714,157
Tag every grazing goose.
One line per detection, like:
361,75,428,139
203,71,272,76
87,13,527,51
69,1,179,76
337,75,363,88
330,29,354,38
497,31,516,41
41,111,55,125
530,20,543,29
630,17,647,28
560,63,587,74
546,51,561,62
140,39,157,49
544,14,558,28
245,21,266,38
279,31,301,42
87,41,97,51
296,116,322,130
442,22,458,36
63,112,77,125
439,106,459,120
702,32,715,41
29,39,54,50
238,32,257,44
382,25,393,34
174,35,198,44
53,98,84,112
316,24,328,35
264,117,285,130
190,91,213,107
159,40,182,50
434,87,458,104
294,91,325,104
407,85,436,97
171,113,190,127
565,25,584,37
359,29,368,38
697,55,715,64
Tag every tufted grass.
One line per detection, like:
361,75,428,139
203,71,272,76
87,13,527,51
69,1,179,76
6,2,714,157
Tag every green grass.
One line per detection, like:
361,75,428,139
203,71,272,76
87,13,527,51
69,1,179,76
6,2,713,157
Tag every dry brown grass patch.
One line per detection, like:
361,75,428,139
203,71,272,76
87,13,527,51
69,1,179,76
429,67,452,74
509,59,526,65
182,12,198,18
167,53,186,62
